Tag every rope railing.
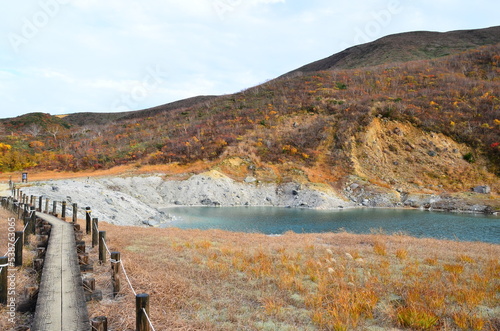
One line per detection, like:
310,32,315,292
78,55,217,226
3,192,157,330
142,307,157,331
94,222,156,330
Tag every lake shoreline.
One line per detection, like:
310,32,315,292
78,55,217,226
15,171,499,228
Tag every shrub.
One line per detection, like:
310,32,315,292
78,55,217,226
463,152,476,163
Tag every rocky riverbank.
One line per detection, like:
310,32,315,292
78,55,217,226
16,170,498,227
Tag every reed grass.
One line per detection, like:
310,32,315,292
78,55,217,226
83,222,500,330
1,207,498,330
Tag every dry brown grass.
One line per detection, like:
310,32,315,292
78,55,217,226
0,208,37,330
82,222,500,330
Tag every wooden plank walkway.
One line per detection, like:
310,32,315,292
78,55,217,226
32,212,89,331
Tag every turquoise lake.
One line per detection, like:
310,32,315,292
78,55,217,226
161,207,500,244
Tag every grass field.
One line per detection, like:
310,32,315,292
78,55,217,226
86,222,500,330
0,206,499,330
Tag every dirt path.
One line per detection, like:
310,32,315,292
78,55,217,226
31,212,89,331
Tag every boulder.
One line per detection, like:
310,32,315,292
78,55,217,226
472,186,491,194
244,176,257,183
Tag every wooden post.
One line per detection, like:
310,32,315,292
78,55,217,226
17,201,22,221
76,241,86,255
44,198,49,214
91,316,108,331
30,195,34,207
15,232,23,267
0,256,8,305
111,252,121,297
136,293,150,331
22,201,28,219
83,277,95,294
72,203,78,223
52,200,57,216
37,247,46,259
92,218,99,247
99,231,106,263
38,196,43,212
85,207,91,235
34,259,44,272
29,206,36,236
23,214,30,245
61,201,66,221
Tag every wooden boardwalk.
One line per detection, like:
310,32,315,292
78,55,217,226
32,212,89,331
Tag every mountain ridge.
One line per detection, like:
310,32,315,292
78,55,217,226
284,25,500,75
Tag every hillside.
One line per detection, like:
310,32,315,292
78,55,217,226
285,25,500,75
60,95,218,126
0,27,499,206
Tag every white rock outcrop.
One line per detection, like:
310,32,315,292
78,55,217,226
20,171,351,226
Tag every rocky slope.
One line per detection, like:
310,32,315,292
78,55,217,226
18,165,497,228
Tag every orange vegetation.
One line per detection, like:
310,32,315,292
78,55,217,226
83,221,499,330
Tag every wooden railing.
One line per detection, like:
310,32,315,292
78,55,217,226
1,186,156,331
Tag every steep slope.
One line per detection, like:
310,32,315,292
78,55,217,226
351,118,499,193
285,26,500,75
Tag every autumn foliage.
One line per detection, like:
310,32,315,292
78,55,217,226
0,45,499,177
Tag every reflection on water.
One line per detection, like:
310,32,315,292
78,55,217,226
161,207,500,244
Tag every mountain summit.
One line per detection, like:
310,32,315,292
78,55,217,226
285,25,500,75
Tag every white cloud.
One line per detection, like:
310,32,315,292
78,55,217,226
1,0,499,118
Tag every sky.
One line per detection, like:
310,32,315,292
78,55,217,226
1,0,498,119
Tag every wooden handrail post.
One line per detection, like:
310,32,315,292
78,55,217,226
92,218,99,247
72,203,78,223
52,200,57,216
44,198,49,214
22,201,28,219
0,256,8,305
61,201,67,221
15,232,23,267
85,207,92,235
91,316,108,331
23,213,30,245
38,196,43,212
17,201,22,221
98,231,106,263
136,293,150,331
29,206,36,236
111,252,121,297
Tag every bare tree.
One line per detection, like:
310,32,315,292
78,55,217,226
46,124,60,141
26,123,42,137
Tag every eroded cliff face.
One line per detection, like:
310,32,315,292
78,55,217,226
350,118,499,194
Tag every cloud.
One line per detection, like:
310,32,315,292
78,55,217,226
1,0,499,118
